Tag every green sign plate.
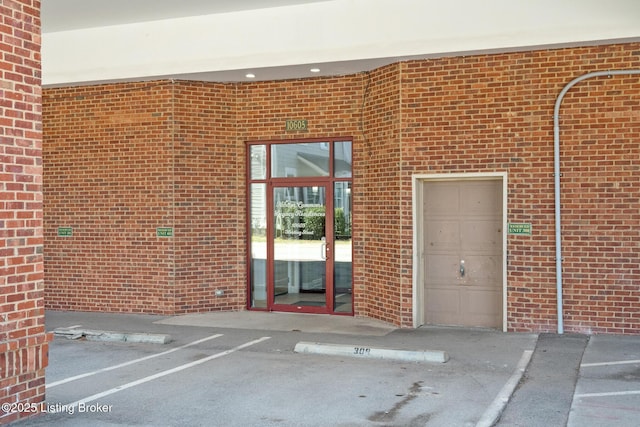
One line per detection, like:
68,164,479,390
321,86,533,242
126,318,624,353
508,223,532,235
285,119,308,132
156,227,173,237
57,227,73,237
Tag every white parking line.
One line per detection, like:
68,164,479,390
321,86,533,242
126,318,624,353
48,333,224,388
65,336,271,409
581,359,640,368
574,359,640,399
576,390,640,398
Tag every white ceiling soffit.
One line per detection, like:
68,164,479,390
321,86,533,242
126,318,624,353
41,0,640,87
40,0,331,32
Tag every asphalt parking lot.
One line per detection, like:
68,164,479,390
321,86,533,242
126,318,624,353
6,311,640,426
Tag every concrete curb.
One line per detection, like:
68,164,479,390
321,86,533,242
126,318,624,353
294,341,449,363
53,328,171,344
475,349,534,427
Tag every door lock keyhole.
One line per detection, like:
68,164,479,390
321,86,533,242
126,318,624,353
459,260,465,277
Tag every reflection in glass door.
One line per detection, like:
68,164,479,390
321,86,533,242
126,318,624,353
273,185,328,311
333,182,352,313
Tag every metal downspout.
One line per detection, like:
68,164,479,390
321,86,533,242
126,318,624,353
553,69,640,334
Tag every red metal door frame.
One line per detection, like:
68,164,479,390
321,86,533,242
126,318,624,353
246,138,353,315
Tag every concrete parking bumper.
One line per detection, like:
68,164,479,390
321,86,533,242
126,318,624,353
53,327,171,344
293,341,450,363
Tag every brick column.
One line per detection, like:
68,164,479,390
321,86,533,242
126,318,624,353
0,1,50,424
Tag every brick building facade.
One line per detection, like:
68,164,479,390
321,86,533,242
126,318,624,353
0,0,50,424
43,42,640,334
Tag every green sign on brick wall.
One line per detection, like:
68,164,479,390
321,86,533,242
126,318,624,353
156,227,173,237
508,223,532,235
285,119,308,132
57,227,73,237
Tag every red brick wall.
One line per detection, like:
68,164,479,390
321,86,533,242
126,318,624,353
557,46,640,334
43,42,640,334
399,51,560,329
44,81,248,314
360,64,403,324
0,0,50,423
173,82,243,312
400,43,640,333
43,82,176,313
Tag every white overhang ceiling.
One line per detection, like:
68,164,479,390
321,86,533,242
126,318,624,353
41,0,640,87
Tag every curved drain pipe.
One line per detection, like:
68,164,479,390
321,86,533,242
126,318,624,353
553,69,640,334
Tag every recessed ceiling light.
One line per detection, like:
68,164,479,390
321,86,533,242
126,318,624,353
310,68,320,73
245,73,256,78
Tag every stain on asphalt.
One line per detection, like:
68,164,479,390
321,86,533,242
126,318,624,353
368,381,423,423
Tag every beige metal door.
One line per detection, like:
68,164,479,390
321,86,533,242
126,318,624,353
423,180,503,328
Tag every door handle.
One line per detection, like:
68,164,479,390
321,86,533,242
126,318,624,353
459,260,465,277
320,237,327,260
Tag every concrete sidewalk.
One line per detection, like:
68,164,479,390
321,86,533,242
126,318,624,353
155,310,397,336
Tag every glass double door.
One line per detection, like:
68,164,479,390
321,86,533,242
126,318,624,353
250,181,352,314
